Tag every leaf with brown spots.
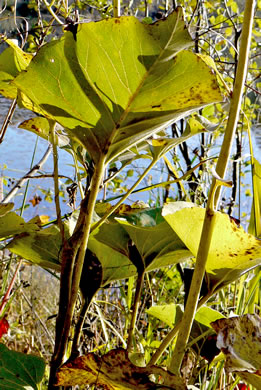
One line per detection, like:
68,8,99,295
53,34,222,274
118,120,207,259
162,202,261,291
211,314,261,372
13,7,222,165
56,348,187,389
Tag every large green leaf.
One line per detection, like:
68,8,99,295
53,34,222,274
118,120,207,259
6,206,192,284
146,304,224,328
87,207,191,284
162,202,261,290
0,40,33,99
13,8,222,164
0,211,41,238
0,343,45,390
6,225,61,270
116,217,191,271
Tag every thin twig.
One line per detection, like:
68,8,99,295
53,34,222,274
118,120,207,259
21,290,55,346
2,144,52,203
0,99,17,144
50,121,65,243
0,259,22,316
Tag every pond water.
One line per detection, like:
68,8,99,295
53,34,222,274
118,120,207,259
0,96,256,228
0,97,75,220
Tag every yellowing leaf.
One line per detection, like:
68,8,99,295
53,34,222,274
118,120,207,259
238,370,261,389
13,8,222,164
0,203,14,216
162,202,261,290
56,348,187,389
28,215,49,226
211,314,261,372
19,117,69,147
0,40,33,99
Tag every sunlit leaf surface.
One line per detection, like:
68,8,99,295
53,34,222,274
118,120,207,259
18,117,70,147
0,40,33,99
162,202,261,290
13,8,222,163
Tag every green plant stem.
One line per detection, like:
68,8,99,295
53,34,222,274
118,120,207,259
50,121,65,243
91,158,159,234
72,151,85,199
148,319,181,367
213,0,256,207
42,0,63,24
20,137,39,216
113,0,120,17
148,293,210,366
105,158,213,203
169,192,217,374
127,271,145,351
168,0,256,375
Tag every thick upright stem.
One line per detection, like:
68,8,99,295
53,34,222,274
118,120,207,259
169,194,217,374
214,0,256,207
168,0,256,375
113,0,120,17
48,155,106,389
127,271,145,351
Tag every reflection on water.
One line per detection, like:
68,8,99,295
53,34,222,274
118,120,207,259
0,97,75,220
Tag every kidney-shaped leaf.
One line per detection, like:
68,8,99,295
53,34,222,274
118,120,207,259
13,8,222,164
0,343,45,390
162,202,261,290
56,348,186,389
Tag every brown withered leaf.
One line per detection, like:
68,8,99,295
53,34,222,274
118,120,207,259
56,348,187,389
211,314,261,372
29,194,42,207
